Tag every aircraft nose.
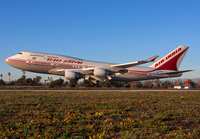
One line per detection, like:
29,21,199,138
5,57,11,64
5,57,14,67
5,58,9,63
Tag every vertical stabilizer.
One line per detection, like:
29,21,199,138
149,46,189,71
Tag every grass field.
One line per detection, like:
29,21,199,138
0,91,200,138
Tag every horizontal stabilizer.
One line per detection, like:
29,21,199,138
110,56,159,69
159,70,193,75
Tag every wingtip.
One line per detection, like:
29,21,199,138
147,56,159,62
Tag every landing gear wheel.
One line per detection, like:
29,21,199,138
22,75,26,79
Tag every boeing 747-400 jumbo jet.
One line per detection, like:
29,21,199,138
5,46,192,84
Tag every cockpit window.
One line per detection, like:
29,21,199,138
18,52,23,55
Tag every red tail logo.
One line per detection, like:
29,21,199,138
155,47,182,68
149,46,189,71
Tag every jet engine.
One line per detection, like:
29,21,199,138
65,70,81,80
94,68,110,77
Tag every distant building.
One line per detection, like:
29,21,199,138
183,79,193,89
184,86,193,89
174,86,183,89
174,79,193,89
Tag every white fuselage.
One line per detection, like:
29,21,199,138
5,51,182,82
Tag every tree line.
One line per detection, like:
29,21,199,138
0,75,199,89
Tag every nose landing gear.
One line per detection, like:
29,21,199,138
22,70,26,79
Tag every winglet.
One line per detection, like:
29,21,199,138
146,55,159,62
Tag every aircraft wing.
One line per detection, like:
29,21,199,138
110,56,159,69
48,56,159,77
159,70,193,75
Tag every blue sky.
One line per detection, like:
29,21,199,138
0,0,200,82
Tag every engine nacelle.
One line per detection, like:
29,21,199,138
65,70,80,80
94,68,109,77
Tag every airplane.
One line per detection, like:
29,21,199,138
5,46,192,84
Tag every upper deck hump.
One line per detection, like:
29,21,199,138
19,51,84,60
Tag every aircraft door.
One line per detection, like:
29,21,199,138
44,54,48,59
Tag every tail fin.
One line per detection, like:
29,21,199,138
149,46,189,71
